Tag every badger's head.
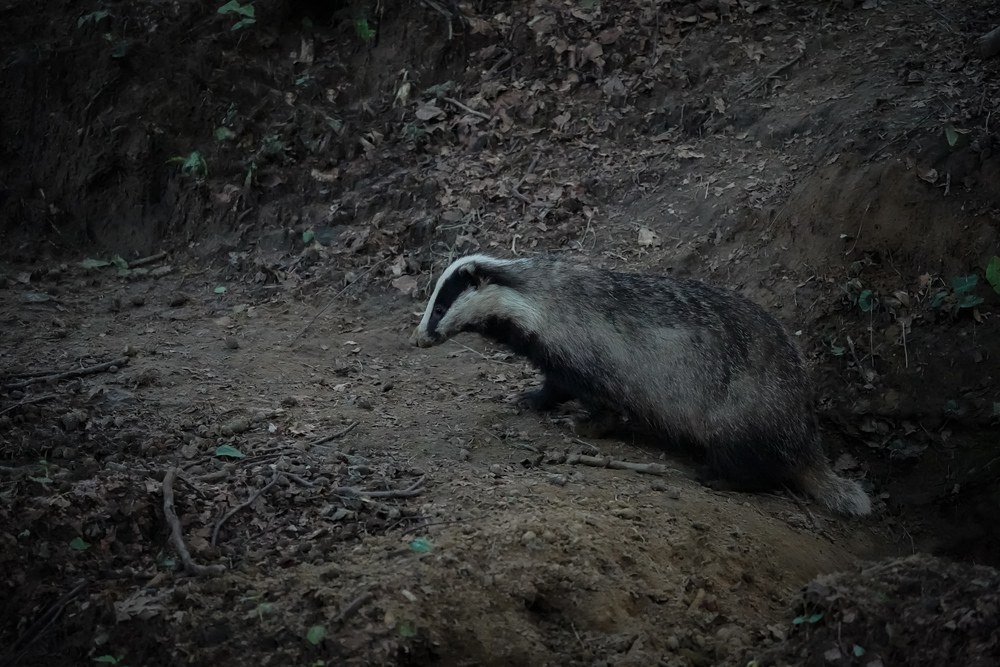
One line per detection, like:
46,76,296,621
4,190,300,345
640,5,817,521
410,255,538,348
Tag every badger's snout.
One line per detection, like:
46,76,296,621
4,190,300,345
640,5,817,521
409,327,437,348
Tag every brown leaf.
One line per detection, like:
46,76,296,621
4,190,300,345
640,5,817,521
597,27,623,44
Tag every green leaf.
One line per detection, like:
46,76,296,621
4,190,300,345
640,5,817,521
70,537,91,551
78,10,110,28
215,127,236,141
807,613,824,623
214,286,227,294
110,40,128,59
111,255,129,271
945,124,960,147
218,1,255,16
306,625,326,645
28,475,53,484
302,230,315,244
399,621,416,637
231,17,256,30
215,445,245,458
853,645,866,657
986,256,1000,294
79,258,111,268
858,290,875,312
256,602,274,617
958,295,983,309
791,616,805,625
930,291,948,308
409,538,432,553
830,345,845,356
93,655,123,665
952,275,977,295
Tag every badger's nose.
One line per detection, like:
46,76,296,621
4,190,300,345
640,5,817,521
408,329,419,347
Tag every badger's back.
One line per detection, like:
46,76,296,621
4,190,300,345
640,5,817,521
511,259,812,441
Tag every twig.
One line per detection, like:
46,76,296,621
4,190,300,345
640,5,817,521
511,189,531,204
421,0,454,40
783,484,822,532
739,53,804,98
129,251,168,268
448,340,514,364
163,468,226,575
481,51,512,82
211,471,283,546
308,421,359,447
571,438,601,455
443,96,491,121
330,476,426,499
2,579,88,665
2,357,129,390
333,591,374,625
0,393,59,416
549,452,667,475
291,257,389,342
283,471,316,487
845,201,872,256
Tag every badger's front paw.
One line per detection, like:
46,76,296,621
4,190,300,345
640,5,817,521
572,411,619,439
518,388,556,411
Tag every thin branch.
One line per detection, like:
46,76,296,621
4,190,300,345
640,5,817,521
333,591,373,625
211,471,283,546
163,468,226,575
443,96,491,121
2,357,129,390
308,421,359,447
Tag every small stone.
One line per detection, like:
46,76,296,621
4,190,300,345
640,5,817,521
546,473,567,486
458,448,471,461
168,293,189,307
130,295,145,307
357,397,374,410
489,464,503,476
60,410,86,431
520,531,537,546
224,336,239,349
123,345,138,357
281,396,298,407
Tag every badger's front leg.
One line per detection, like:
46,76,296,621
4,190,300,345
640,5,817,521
518,376,574,411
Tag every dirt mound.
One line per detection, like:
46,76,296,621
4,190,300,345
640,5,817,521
761,553,1000,666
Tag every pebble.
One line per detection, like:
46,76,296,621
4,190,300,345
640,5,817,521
168,293,189,307
458,448,471,461
520,531,537,546
225,336,239,349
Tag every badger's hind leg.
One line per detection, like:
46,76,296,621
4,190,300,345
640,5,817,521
703,428,804,493
518,376,574,411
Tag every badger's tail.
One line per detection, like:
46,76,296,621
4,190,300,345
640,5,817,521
797,464,872,516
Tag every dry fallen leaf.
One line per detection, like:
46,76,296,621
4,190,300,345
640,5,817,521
637,227,661,248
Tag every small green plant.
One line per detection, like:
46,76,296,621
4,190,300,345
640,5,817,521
93,655,125,665
70,537,91,551
78,10,110,28
857,289,876,312
167,151,208,179
217,1,256,30
986,256,1000,294
791,613,823,625
354,18,376,42
306,625,326,645
930,274,983,310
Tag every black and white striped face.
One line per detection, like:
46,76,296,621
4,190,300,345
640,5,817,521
410,255,538,348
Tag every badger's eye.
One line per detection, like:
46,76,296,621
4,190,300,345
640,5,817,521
433,305,445,316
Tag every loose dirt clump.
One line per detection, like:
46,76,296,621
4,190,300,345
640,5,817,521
2,0,1000,665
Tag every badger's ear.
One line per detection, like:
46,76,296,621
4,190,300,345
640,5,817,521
459,260,515,289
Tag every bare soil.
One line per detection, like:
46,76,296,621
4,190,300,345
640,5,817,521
1,0,999,665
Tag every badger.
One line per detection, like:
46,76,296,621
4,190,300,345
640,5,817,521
410,254,871,516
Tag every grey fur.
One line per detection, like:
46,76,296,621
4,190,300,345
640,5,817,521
412,254,871,516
